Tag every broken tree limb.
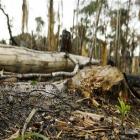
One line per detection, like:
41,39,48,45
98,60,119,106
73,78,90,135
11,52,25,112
0,44,99,73
51,53,79,77
22,108,38,140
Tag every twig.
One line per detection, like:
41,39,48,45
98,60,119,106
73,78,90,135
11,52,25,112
21,108,38,140
81,128,111,133
76,97,89,103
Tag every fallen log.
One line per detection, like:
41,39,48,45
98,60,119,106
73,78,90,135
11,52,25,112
0,44,99,73
0,53,80,81
125,74,140,88
123,73,140,99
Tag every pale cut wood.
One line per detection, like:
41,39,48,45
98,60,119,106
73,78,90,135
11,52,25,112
0,44,99,73
72,110,104,122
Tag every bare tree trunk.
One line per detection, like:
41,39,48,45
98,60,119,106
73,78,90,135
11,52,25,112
132,57,139,74
56,6,61,50
125,0,131,41
123,0,131,72
101,42,107,66
72,9,76,39
47,0,55,51
114,1,120,67
89,0,103,62
22,0,28,33
76,0,80,54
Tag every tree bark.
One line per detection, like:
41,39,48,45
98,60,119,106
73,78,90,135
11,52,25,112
0,44,99,73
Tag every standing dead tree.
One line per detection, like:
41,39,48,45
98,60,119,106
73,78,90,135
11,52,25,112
0,5,17,45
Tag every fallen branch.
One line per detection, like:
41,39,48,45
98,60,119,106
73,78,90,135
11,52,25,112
22,108,38,140
52,53,79,77
81,128,111,133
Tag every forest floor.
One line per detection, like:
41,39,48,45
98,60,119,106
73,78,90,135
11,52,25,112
0,80,140,140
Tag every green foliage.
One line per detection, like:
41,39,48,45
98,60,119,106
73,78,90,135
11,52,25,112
15,132,49,140
35,16,45,34
116,98,130,126
31,80,38,85
80,1,98,16
0,39,6,44
80,0,107,16
110,8,129,28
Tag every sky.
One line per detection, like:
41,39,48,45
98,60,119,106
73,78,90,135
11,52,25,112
0,0,140,56
0,0,76,41
0,0,140,40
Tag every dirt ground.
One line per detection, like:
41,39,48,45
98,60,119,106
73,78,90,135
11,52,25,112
0,81,140,140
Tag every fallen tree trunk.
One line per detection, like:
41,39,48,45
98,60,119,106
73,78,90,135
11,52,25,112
0,44,99,73
125,74,140,88
0,54,80,81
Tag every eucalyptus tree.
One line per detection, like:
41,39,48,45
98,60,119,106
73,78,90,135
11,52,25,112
35,17,45,36
22,0,28,33
76,0,80,52
56,4,61,49
47,0,55,51
109,0,134,72
80,0,108,59
135,0,140,59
